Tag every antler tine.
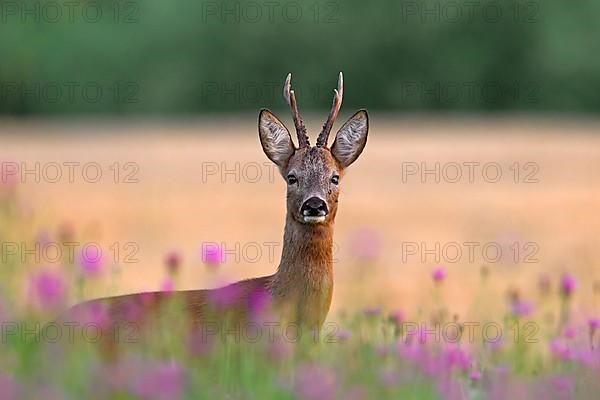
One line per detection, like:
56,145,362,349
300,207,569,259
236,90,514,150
316,72,344,148
283,73,309,148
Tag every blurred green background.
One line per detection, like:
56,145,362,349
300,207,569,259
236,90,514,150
0,0,598,115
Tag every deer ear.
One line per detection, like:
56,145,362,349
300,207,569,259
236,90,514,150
331,110,369,168
259,109,295,169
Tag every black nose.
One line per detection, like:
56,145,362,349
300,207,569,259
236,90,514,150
301,197,328,217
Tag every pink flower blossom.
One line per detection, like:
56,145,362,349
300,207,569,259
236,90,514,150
469,370,482,381
432,267,446,283
389,309,404,324
28,269,66,311
69,301,110,330
562,325,577,339
335,329,352,342
207,282,240,308
201,242,223,266
363,306,381,317
78,247,104,276
0,373,18,400
164,251,181,275
160,278,175,292
267,338,293,361
379,369,401,387
131,361,186,400
443,344,471,372
549,339,571,361
560,273,576,297
294,364,337,400
511,299,534,317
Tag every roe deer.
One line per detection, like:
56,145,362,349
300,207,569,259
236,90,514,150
61,72,369,343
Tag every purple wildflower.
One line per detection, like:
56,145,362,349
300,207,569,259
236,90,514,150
562,325,577,339
29,269,66,311
432,267,446,283
267,338,293,361
511,299,534,317
160,278,175,292
389,309,404,324
560,273,576,297
164,251,181,275
363,306,381,317
443,344,471,372
379,369,401,387
469,370,482,381
335,329,352,342
131,361,186,400
538,274,551,294
201,242,223,266
294,364,337,400
549,339,571,361
207,282,240,308
78,247,104,276
0,373,18,400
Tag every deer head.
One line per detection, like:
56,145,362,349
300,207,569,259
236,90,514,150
259,72,369,226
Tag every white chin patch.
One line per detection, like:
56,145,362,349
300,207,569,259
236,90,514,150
303,215,326,224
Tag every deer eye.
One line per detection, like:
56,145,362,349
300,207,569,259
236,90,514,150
287,174,298,185
331,175,339,185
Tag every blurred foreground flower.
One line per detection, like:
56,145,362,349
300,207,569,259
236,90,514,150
560,273,576,298
0,373,18,400
160,278,175,292
201,243,223,266
511,299,534,317
335,329,352,342
78,248,104,277
469,370,482,381
164,251,181,275
538,273,551,295
131,361,186,400
363,306,381,317
294,364,337,400
432,267,446,283
28,269,66,311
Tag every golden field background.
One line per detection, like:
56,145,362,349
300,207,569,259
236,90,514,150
2,115,600,321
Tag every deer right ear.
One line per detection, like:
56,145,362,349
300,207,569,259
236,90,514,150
331,110,369,168
259,109,295,170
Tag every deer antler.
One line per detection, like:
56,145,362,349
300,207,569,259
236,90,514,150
283,73,309,148
316,72,343,148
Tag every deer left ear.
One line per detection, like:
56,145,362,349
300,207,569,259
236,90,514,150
331,110,369,168
258,109,296,170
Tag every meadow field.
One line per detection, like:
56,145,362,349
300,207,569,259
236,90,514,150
1,115,600,399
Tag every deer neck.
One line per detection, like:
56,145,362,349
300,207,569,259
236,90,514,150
270,214,334,326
